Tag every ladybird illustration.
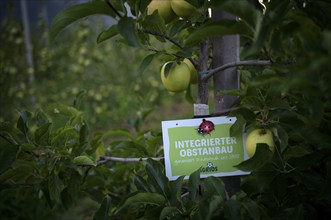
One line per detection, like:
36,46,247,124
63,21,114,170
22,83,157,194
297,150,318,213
197,119,215,135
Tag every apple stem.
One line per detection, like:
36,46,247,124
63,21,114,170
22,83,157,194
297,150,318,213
259,128,267,135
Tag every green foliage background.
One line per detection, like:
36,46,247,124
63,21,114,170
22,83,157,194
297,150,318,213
1,0,331,219
0,11,190,131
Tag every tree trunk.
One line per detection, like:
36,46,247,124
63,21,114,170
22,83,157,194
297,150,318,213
212,10,240,197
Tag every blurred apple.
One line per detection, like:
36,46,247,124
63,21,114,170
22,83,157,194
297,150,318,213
171,0,196,18
183,58,198,84
147,0,176,23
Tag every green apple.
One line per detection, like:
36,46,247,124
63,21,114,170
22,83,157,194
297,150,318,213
147,0,176,23
183,58,198,84
161,61,191,92
171,0,196,19
245,128,275,158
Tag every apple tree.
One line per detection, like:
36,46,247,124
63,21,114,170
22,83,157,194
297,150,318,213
1,0,331,219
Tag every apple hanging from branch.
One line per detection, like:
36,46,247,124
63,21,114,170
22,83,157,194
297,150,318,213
245,128,275,158
160,61,192,92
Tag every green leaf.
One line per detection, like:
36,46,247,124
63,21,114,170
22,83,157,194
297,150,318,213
17,110,32,137
50,0,115,43
72,90,87,109
267,98,290,110
199,195,223,220
185,20,254,46
243,0,291,57
134,174,152,192
41,182,54,208
34,122,51,145
185,84,194,104
95,143,106,160
94,195,112,220
145,159,171,199
115,192,165,214
139,53,158,74
163,62,175,79
79,123,89,144
204,176,226,199
167,19,189,37
48,173,65,203
241,96,264,110
112,140,149,156
51,127,78,147
73,155,95,166
280,204,305,220
284,145,310,162
308,98,324,125
0,136,19,174
141,10,166,34
188,168,200,201
224,199,242,220
35,109,50,126
97,25,118,44
159,207,181,220
169,175,185,207
61,171,81,209
241,197,260,220
230,115,245,137
274,125,288,153
210,0,262,27
117,16,141,48
102,129,132,139
234,144,273,172
231,107,256,123
319,161,331,205
299,126,331,149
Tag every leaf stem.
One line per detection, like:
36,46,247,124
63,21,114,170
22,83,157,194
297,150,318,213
138,28,184,49
106,0,123,18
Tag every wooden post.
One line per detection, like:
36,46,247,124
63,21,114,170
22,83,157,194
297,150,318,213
212,10,240,197
20,0,35,105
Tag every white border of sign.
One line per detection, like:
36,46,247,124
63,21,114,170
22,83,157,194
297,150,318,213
162,116,250,180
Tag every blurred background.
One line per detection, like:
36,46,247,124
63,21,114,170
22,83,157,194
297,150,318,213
0,0,192,132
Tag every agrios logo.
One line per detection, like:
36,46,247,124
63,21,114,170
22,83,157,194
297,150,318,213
200,162,218,173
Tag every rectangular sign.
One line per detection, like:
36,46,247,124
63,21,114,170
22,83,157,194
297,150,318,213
162,116,250,180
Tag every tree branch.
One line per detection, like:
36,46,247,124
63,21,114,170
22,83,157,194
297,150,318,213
138,28,184,49
97,156,164,165
202,60,272,81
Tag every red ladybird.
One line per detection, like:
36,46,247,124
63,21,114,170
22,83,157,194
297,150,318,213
197,119,215,135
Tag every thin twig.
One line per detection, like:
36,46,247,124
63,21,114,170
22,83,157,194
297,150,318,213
97,156,164,165
147,48,183,59
138,28,184,49
106,0,123,18
0,132,18,145
202,60,272,81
